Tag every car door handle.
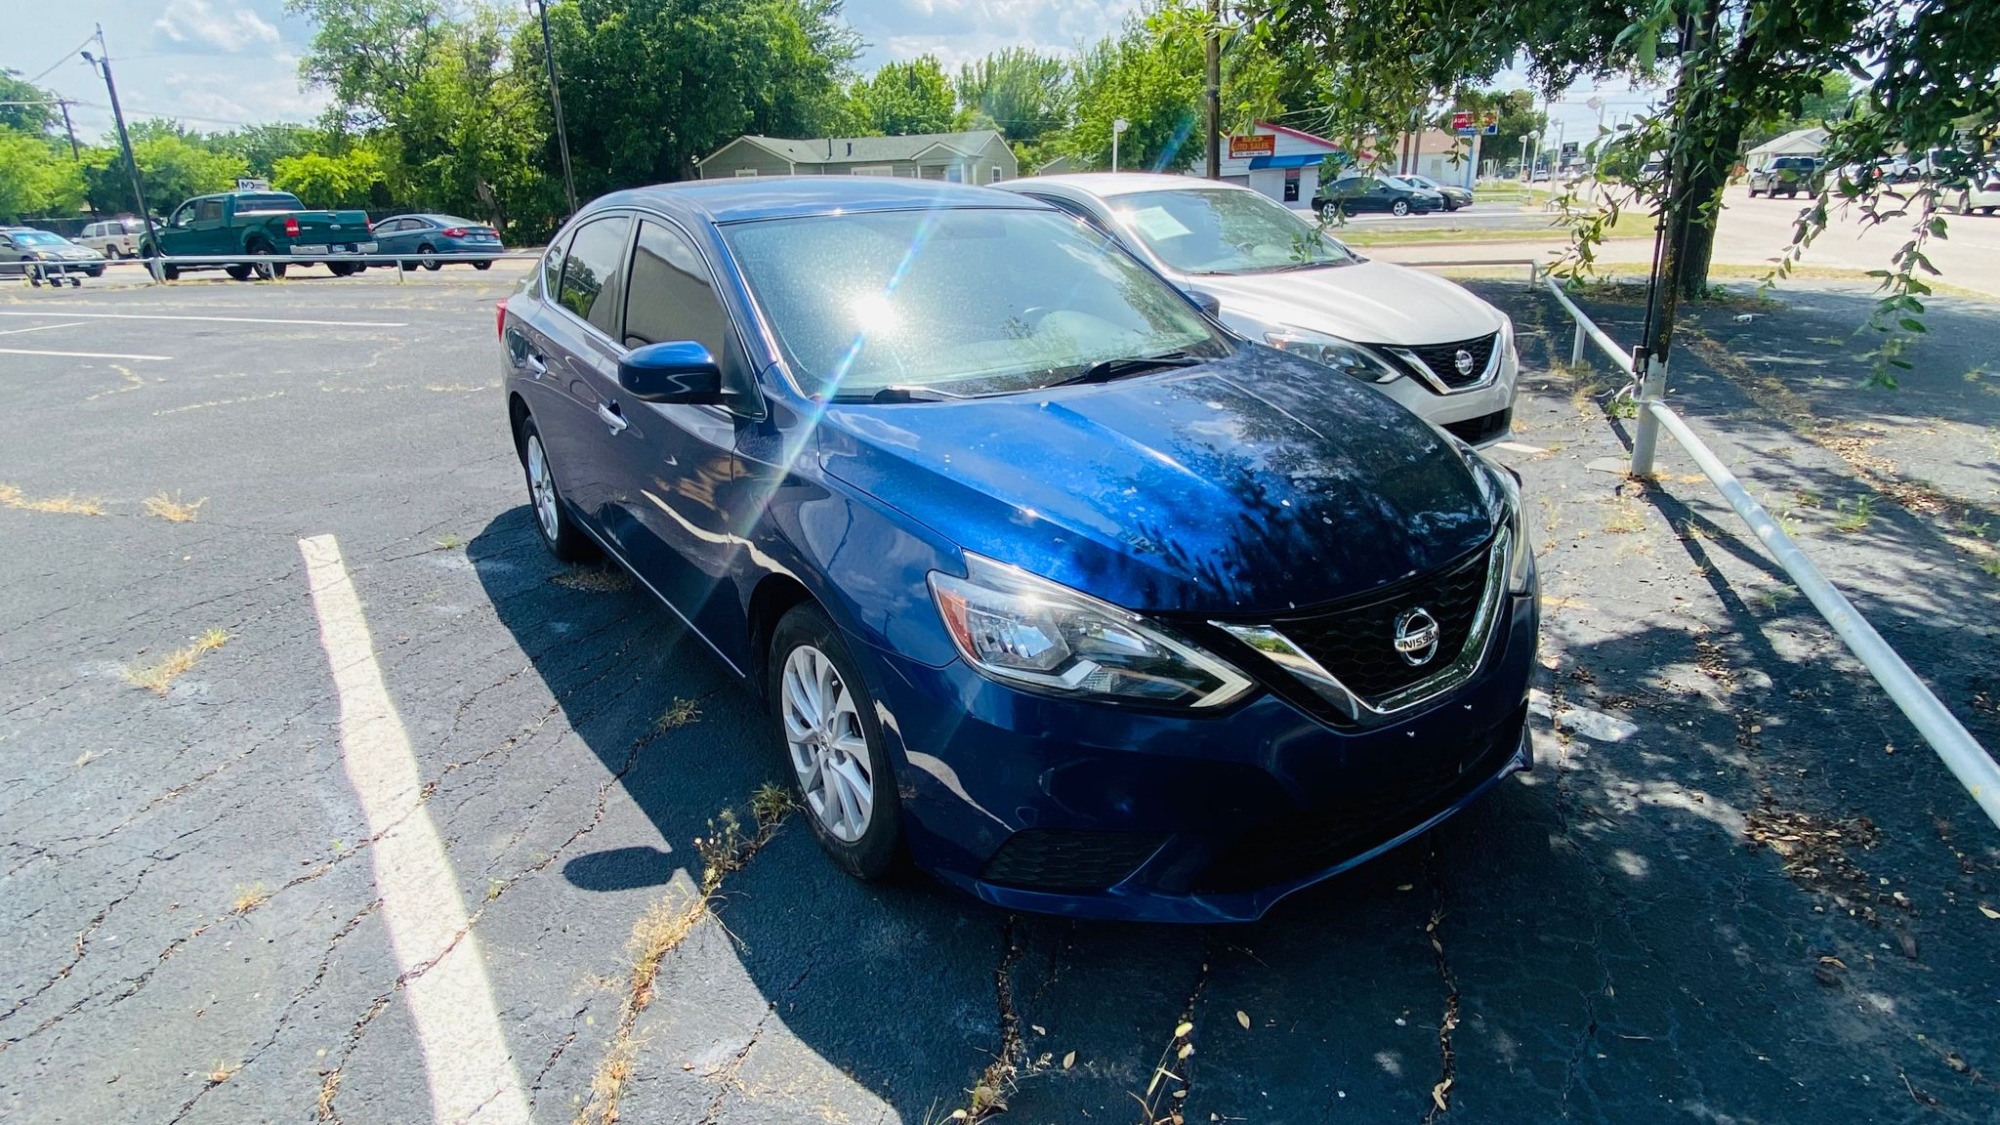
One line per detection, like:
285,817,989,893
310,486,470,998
597,402,629,434
523,352,546,377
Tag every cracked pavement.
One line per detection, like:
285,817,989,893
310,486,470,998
1,267,1997,1124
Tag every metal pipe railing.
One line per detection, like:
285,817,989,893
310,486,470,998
1539,277,2000,830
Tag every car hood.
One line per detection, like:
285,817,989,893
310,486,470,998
1197,259,1505,346
816,346,1500,616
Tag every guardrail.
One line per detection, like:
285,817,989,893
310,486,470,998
1535,266,2000,829
74,250,544,285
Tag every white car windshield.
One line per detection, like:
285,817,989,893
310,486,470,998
1107,187,1359,276
13,232,68,246
723,206,1226,400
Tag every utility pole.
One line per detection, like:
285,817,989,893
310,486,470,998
1203,0,1220,180
57,100,81,161
82,28,160,278
534,0,578,216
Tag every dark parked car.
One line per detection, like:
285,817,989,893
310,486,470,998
500,178,1538,922
372,213,503,269
1748,156,1825,198
1312,175,1443,220
1396,174,1474,211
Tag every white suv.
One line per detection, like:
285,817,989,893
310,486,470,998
77,218,145,259
996,173,1520,445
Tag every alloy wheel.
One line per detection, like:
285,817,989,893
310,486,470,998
781,644,874,843
526,434,560,543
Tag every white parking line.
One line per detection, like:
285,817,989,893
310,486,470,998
0,321,86,336
0,310,408,328
0,347,172,361
299,534,531,1125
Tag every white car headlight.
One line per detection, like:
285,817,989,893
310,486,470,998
1492,464,1535,594
1264,327,1402,384
930,554,1253,708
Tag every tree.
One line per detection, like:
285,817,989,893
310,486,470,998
0,70,60,136
81,126,248,216
854,55,955,135
953,49,1072,144
274,148,388,208
0,131,85,221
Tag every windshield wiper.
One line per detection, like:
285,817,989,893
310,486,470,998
1049,351,1203,388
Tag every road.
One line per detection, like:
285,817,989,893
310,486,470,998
1,268,1996,1124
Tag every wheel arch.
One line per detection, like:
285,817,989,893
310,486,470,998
746,574,819,700
508,392,533,461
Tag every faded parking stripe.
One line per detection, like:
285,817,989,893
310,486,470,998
299,534,532,1125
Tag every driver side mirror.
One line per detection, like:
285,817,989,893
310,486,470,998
1180,287,1223,318
619,340,724,404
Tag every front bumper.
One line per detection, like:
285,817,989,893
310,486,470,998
859,590,1540,923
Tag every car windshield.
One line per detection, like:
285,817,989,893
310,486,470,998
722,206,1227,400
14,232,66,246
1107,187,1358,276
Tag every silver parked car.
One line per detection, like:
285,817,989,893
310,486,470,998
0,227,105,286
996,173,1520,445
77,217,146,259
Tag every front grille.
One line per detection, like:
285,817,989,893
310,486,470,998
1444,407,1512,446
1193,704,1525,893
1381,332,1499,389
982,829,1166,893
1265,540,1494,703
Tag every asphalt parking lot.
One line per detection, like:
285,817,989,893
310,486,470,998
2,267,1997,1125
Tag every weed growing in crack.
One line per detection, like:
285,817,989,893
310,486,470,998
125,628,231,696
654,698,702,732
1832,495,1877,533
433,532,463,551
1604,504,1646,534
0,482,107,516
206,1061,242,1086
142,491,207,523
550,565,633,593
231,884,269,914
577,790,797,1125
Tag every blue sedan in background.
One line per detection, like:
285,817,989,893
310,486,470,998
371,213,503,269
499,178,1538,922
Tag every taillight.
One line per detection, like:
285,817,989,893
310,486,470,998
442,227,467,237
284,216,300,237
496,297,508,339
365,219,374,234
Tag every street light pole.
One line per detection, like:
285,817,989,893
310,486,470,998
1204,0,1220,180
82,28,161,279
1112,118,1128,173
534,0,578,217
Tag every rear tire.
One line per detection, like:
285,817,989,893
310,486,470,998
1391,199,1411,217
768,603,903,881
327,262,357,277
473,260,492,270
249,243,287,280
103,245,122,260
518,416,597,562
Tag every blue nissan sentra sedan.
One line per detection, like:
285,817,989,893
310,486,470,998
499,178,1538,923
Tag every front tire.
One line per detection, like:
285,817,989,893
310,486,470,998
1320,202,1341,223
518,416,596,561
1391,199,1411,217
225,264,252,281
769,604,903,880
327,262,357,277
103,245,122,260
418,244,442,271
473,260,492,270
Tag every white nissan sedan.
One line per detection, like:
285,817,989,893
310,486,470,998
997,173,1519,445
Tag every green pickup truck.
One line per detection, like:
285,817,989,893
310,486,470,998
139,191,377,280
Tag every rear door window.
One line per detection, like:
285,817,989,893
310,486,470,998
557,214,633,337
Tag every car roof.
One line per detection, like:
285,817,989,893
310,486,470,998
993,172,1242,201
585,177,1046,225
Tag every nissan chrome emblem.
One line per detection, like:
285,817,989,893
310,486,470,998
1453,348,1476,377
1393,607,1442,666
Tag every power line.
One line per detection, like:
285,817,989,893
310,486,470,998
24,34,98,86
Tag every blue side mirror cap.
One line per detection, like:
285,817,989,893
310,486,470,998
619,341,724,404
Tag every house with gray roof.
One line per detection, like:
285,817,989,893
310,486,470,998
696,130,1018,184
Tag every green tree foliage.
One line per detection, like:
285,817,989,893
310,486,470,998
853,55,955,135
273,147,389,208
81,124,249,216
954,49,1072,144
514,0,861,209
0,131,85,220
0,70,61,135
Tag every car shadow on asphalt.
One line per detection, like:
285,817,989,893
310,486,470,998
461,496,1972,1122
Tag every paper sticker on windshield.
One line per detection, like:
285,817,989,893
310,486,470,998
1120,206,1191,242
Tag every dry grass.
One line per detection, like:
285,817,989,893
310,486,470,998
206,1061,242,1086
231,884,269,914
433,532,462,551
0,482,107,516
550,566,633,593
1605,504,1647,534
142,491,207,523
125,628,231,696
653,698,702,732
577,787,797,1125
316,1070,341,1120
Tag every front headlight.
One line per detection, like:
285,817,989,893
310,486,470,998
1265,327,1402,384
930,554,1254,708
1492,465,1535,594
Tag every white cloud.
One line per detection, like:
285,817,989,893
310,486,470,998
850,0,1141,68
164,70,329,126
154,0,281,53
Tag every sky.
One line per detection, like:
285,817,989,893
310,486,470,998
10,0,1656,151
